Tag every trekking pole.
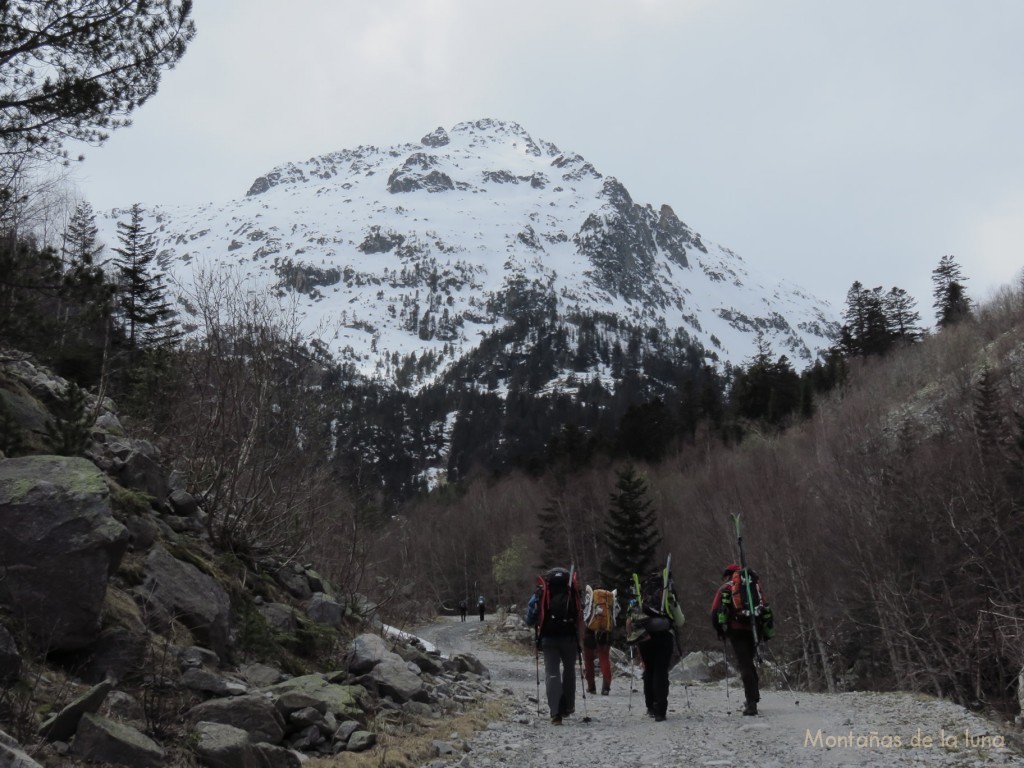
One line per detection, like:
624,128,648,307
535,644,541,715
627,644,635,712
576,644,592,723
723,636,730,700
759,642,800,706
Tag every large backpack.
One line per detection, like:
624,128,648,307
721,568,775,639
525,567,580,639
583,586,617,633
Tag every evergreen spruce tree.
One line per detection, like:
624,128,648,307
932,254,972,328
113,203,177,355
599,465,661,604
44,380,91,456
883,286,923,344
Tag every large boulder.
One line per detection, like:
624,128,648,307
261,675,366,721
70,712,164,767
141,545,232,659
366,660,426,704
186,694,286,744
38,680,113,742
0,456,129,651
193,721,302,768
347,633,403,674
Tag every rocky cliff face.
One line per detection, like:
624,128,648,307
98,119,839,390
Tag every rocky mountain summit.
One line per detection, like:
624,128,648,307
98,119,839,389
0,352,497,767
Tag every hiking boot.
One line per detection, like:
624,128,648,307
587,684,596,695
551,715,563,725
742,701,758,716
646,708,655,718
601,683,610,695
654,713,667,722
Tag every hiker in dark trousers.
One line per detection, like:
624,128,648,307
627,570,683,722
525,567,583,725
458,599,467,622
477,595,486,621
711,563,769,716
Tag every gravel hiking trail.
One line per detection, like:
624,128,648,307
415,615,1024,768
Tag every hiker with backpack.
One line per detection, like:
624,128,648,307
710,563,775,716
458,598,467,622
582,585,618,695
525,567,583,725
626,567,685,722
478,595,486,621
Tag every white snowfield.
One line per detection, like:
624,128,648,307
415,615,1024,768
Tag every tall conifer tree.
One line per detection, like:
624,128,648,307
599,465,661,605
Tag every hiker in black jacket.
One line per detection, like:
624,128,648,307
526,567,583,725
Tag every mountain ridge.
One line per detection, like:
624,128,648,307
97,118,839,391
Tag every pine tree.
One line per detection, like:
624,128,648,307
599,465,661,603
113,203,177,354
932,255,972,328
0,1,195,164
58,202,115,363
44,380,92,456
883,286,923,344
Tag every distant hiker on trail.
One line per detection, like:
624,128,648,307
627,567,685,722
458,599,467,622
525,567,583,725
582,585,618,695
478,595,486,621
711,563,774,716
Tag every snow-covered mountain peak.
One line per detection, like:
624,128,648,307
98,119,839,389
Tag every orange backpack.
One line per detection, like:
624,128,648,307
585,587,616,632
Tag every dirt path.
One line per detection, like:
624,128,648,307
415,615,1023,768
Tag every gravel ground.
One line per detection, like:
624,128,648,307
415,616,1024,768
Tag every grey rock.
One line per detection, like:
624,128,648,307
182,667,247,696
259,602,297,632
288,706,324,729
367,660,426,704
168,488,198,517
38,679,113,742
115,446,168,502
287,723,323,751
179,645,221,670
304,569,325,593
70,712,164,767
446,653,490,679
238,662,283,688
306,592,343,626
333,720,360,744
0,742,45,768
347,730,376,752
275,691,327,718
122,513,160,552
404,700,439,718
250,742,302,767
0,457,129,651
193,721,250,768
394,643,443,675
348,633,403,674
187,694,286,744
142,545,231,659
260,675,366,720
78,626,148,684
275,568,312,600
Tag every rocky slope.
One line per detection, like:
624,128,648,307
0,352,497,766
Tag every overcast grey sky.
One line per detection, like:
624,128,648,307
73,0,1024,316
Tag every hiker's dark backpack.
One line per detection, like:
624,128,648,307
721,568,775,639
525,567,580,640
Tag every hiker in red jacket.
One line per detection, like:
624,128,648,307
711,563,772,716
